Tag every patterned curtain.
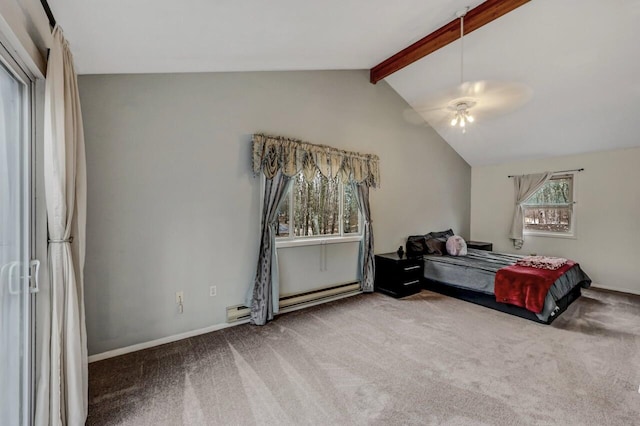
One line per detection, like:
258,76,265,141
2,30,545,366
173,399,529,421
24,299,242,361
252,134,380,188
352,183,374,292
509,172,552,249
249,134,379,325
249,170,293,325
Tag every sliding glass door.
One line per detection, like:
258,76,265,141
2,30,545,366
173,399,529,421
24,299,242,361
0,45,33,426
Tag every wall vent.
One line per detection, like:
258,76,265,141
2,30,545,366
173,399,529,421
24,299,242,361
226,282,361,323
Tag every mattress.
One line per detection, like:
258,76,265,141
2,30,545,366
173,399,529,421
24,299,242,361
422,249,591,322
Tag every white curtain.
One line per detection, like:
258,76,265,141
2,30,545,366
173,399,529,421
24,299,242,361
509,172,552,249
35,26,88,426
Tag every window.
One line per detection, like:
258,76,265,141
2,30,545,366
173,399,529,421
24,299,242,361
523,173,575,236
275,170,360,244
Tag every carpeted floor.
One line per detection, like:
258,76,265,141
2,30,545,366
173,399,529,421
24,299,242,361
87,288,640,425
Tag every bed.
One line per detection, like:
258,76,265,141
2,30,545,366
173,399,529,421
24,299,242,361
421,248,592,324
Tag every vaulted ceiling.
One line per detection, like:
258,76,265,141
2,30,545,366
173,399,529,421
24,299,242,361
51,0,640,166
50,0,482,74
385,0,640,165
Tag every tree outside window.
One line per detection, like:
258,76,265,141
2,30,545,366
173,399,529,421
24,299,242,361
275,170,360,239
523,174,574,234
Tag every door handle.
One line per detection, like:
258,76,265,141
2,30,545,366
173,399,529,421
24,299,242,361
1,261,21,295
29,260,40,293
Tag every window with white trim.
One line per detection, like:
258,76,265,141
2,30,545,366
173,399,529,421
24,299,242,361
523,173,575,236
275,170,360,242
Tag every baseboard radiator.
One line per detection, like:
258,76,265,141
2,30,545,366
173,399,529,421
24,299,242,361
226,282,361,323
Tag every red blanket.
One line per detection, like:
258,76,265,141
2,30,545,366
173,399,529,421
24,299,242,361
494,261,576,314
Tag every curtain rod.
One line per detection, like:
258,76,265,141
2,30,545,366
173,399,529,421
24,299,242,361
40,0,56,28
507,168,584,178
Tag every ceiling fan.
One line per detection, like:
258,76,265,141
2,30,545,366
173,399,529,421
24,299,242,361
407,7,532,133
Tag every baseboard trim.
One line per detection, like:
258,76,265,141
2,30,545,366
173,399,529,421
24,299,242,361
590,284,640,296
88,290,363,363
88,320,249,363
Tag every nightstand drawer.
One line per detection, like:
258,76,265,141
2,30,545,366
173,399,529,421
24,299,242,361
398,265,423,281
401,264,422,273
399,278,421,287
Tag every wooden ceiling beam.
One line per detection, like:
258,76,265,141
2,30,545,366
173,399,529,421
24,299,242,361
369,0,530,84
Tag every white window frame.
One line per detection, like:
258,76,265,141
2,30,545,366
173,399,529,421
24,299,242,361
523,172,577,239
0,34,37,426
260,174,363,248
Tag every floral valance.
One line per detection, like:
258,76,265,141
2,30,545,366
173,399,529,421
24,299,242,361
252,134,380,188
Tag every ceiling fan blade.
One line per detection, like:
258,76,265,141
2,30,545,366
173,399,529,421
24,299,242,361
409,80,533,124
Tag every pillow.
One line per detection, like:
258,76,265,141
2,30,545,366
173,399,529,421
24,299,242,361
406,235,427,256
425,229,455,243
425,239,447,255
446,236,468,256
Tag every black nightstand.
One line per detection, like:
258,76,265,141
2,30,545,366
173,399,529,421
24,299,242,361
374,253,423,298
467,241,493,251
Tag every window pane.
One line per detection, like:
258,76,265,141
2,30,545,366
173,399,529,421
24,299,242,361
523,174,573,233
293,171,340,236
524,206,572,233
275,195,290,238
343,183,360,234
525,175,573,205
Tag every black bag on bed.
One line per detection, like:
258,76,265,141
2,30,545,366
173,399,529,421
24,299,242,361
407,229,455,257
406,235,428,257
425,229,454,242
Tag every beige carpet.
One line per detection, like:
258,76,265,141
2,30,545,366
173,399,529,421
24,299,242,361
87,288,640,425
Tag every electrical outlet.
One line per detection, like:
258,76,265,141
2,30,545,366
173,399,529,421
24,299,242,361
176,291,184,314
209,286,217,297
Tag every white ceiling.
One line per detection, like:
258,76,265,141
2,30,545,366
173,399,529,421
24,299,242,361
50,0,483,75
51,0,640,166
386,0,640,165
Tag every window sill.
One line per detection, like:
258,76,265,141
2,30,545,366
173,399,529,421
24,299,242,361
524,231,576,240
276,235,362,248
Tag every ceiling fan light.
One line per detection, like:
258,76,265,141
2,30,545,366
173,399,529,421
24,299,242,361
467,114,474,123
460,119,465,127
451,117,458,126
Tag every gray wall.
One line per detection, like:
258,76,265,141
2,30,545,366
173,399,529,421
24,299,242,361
78,70,471,355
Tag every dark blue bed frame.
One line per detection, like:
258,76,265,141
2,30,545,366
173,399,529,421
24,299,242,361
422,278,584,325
